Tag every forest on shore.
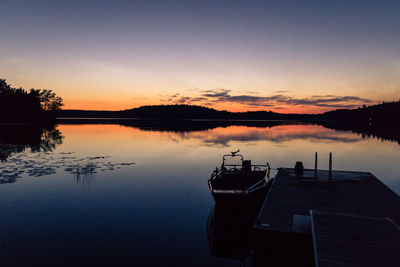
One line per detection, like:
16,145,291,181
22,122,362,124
0,79,63,123
59,101,400,124
2,77,399,124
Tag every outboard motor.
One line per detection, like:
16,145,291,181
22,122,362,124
295,161,304,175
242,160,251,174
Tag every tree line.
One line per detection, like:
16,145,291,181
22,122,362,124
0,79,63,122
320,100,400,123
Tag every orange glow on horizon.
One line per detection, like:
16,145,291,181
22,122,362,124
4,71,385,115
62,99,342,114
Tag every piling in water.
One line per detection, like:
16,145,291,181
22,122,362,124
314,152,318,179
328,152,332,180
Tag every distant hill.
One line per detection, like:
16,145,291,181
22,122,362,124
319,101,400,123
58,104,315,120
123,105,230,119
58,101,400,123
59,105,228,119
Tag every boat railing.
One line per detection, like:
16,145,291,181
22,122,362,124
210,163,271,180
210,167,223,180
246,178,267,193
222,153,244,166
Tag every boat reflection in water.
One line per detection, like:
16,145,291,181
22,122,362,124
206,193,266,266
206,174,315,267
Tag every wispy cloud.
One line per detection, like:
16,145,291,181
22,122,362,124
162,89,373,109
4,57,21,63
165,93,208,104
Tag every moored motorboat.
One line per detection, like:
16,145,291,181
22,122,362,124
208,150,270,201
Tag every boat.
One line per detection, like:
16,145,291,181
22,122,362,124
208,150,270,201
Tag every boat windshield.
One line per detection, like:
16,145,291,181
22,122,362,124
222,154,243,169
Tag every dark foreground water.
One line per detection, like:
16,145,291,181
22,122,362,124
0,121,399,266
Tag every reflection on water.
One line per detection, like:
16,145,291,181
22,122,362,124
0,124,64,161
321,121,400,145
0,125,63,183
0,125,136,184
207,196,314,267
59,118,400,145
73,163,95,186
59,118,296,133
175,124,365,146
0,121,399,266
0,149,135,184
207,198,266,265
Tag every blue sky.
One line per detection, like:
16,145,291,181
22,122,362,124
1,0,399,112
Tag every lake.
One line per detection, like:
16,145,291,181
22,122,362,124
1,121,399,266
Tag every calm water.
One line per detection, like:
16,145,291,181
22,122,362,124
1,122,400,266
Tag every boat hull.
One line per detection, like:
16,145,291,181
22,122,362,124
210,179,268,203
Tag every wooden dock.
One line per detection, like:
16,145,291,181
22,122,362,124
254,168,400,266
311,211,400,267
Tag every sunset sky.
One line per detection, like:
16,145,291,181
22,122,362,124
1,0,399,113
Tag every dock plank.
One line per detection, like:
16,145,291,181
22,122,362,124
311,211,400,267
255,168,400,233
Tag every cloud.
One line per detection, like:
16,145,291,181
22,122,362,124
4,57,21,63
202,89,231,98
163,89,374,109
166,93,208,104
279,95,373,108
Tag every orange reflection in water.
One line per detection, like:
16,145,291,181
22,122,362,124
56,122,400,193
57,123,368,164
59,123,364,148
178,124,363,146
59,124,179,157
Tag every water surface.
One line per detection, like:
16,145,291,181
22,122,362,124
1,122,399,266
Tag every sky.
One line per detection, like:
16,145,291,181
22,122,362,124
1,0,399,113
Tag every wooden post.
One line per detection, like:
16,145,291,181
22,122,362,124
315,152,318,179
329,152,332,180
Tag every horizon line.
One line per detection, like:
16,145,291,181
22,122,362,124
59,102,378,115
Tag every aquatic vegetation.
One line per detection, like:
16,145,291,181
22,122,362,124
0,151,135,184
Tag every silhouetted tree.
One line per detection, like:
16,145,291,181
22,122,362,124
0,79,63,122
321,100,400,123
30,89,64,111
0,79,12,91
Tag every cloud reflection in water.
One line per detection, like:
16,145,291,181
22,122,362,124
162,125,364,147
